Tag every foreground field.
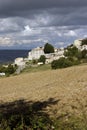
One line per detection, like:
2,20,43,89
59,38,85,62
0,65,87,129
0,64,87,110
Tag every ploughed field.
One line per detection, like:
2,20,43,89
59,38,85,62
0,65,87,116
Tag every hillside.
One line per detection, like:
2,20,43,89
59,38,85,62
0,65,87,129
0,64,87,105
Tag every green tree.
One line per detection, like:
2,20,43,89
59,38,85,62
81,49,87,58
44,43,54,54
64,46,79,57
32,59,38,64
38,55,46,64
0,66,6,73
5,64,16,74
82,39,87,45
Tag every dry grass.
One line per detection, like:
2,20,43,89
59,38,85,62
0,65,87,116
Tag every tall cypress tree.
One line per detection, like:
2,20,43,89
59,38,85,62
44,43,54,54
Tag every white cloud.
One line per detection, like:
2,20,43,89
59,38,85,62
56,32,62,37
0,17,87,49
0,18,23,33
83,35,87,38
23,25,32,35
22,25,42,36
0,37,13,46
24,25,32,32
64,30,77,37
14,38,45,45
58,42,65,46
55,42,65,47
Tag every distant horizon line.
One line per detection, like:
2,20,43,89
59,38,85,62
0,49,31,50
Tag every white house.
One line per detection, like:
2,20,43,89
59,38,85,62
73,39,82,50
14,57,26,74
45,49,65,64
81,45,87,51
73,39,87,51
14,57,25,67
0,72,5,76
28,47,44,60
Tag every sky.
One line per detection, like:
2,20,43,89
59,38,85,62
0,0,87,49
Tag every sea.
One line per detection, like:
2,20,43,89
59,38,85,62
0,50,29,64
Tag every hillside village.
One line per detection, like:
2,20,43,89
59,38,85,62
28,47,64,64
0,38,87,76
14,38,87,67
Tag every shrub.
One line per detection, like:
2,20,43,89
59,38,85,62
67,57,80,65
64,46,79,58
38,55,46,64
32,59,38,64
51,57,73,69
0,66,6,73
81,49,87,59
81,38,87,45
5,64,16,74
0,64,17,75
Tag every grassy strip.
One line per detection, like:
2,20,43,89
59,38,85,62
21,64,51,73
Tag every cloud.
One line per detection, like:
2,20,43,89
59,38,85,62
0,17,24,34
64,30,77,37
0,0,87,16
23,25,32,35
0,37,13,46
0,0,87,49
0,0,87,27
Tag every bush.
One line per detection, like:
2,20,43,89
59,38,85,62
81,49,87,59
0,64,17,75
5,64,16,74
32,59,38,64
82,38,87,45
0,99,54,130
0,66,6,73
38,55,46,64
67,57,80,65
51,57,73,69
64,46,79,58
44,43,54,54
0,99,87,130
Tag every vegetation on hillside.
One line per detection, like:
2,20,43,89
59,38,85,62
51,57,73,69
51,45,87,69
81,38,87,45
0,64,17,76
0,98,87,130
64,46,80,58
38,55,46,64
81,49,87,59
22,64,51,73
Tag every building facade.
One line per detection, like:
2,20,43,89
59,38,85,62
28,47,44,60
73,39,87,51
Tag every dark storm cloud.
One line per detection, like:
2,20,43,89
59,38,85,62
0,0,87,17
0,0,87,49
0,0,87,27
